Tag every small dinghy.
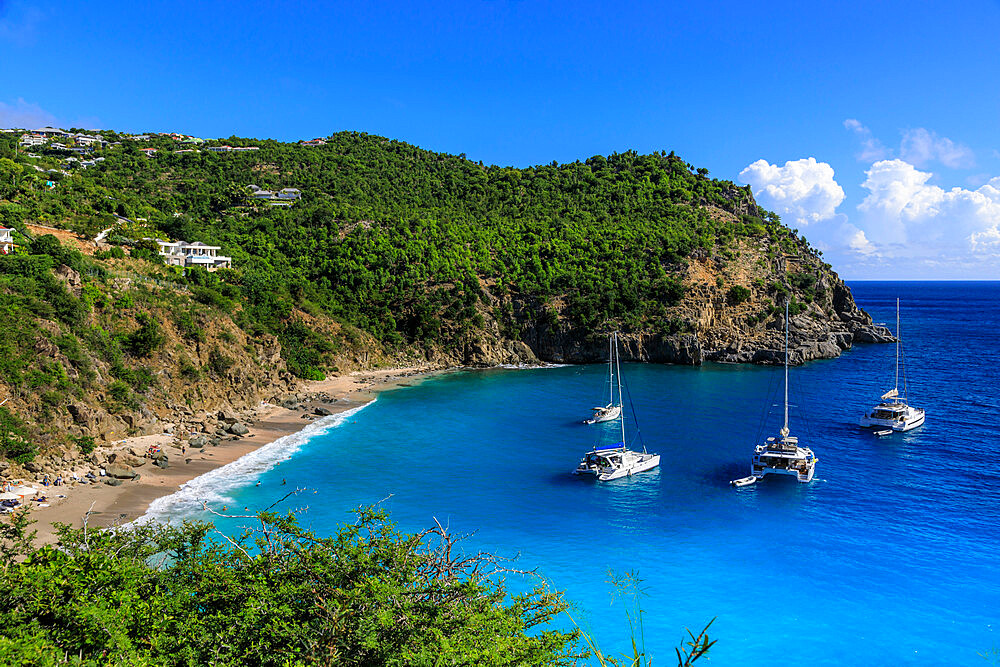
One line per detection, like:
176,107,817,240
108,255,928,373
730,475,757,487
874,429,893,437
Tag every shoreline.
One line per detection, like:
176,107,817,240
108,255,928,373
27,365,450,545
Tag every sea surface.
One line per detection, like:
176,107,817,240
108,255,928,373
147,281,1000,665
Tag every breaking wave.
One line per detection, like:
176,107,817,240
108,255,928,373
136,401,374,524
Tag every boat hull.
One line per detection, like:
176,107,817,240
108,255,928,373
753,464,814,483
860,409,925,432
574,453,660,481
598,454,660,481
584,406,622,425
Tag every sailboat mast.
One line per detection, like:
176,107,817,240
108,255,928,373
615,332,625,448
783,302,789,436
608,334,614,404
895,298,900,394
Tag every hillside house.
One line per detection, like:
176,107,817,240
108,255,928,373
206,146,232,152
0,228,14,255
155,239,232,270
19,134,46,147
32,127,67,137
246,185,302,206
300,138,326,147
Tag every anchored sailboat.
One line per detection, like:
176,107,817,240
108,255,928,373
574,332,659,481
735,303,816,485
584,334,623,424
860,298,925,432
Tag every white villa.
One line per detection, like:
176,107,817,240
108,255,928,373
19,134,47,147
0,228,14,255
154,239,232,270
246,185,302,206
32,127,68,137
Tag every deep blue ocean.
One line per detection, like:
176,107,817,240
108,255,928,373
147,282,1000,664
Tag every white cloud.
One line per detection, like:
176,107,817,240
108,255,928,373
0,98,58,129
844,120,975,169
857,160,1000,252
844,119,890,162
971,226,1000,251
738,157,845,226
899,127,975,169
844,225,877,256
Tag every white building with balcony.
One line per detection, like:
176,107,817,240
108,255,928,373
154,239,232,270
0,228,14,255
19,134,47,147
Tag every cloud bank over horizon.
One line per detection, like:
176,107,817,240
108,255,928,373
739,122,1000,278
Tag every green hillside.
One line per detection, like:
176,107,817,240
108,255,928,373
1,130,813,361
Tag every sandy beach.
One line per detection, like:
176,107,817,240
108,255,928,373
26,365,447,544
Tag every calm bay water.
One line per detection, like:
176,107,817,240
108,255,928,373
149,281,1000,664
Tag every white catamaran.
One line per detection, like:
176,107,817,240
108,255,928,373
860,298,925,432
574,332,660,481
584,334,623,424
735,303,817,485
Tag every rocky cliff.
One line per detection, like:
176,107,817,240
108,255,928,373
437,227,891,367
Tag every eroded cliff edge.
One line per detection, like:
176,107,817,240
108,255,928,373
449,234,891,368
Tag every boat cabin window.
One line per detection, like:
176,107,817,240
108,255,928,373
586,453,613,467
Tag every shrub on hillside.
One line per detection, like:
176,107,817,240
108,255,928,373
728,285,751,304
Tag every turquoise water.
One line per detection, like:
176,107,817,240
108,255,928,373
148,282,1000,664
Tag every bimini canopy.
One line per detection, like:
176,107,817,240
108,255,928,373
596,442,625,451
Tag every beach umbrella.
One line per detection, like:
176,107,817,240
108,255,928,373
0,492,18,500
10,486,36,496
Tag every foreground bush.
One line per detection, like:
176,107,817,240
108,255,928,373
0,507,579,666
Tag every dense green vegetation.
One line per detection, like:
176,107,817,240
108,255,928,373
0,130,813,375
0,507,580,666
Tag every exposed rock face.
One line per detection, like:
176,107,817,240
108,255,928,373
447,238,891,368
54,264,83,296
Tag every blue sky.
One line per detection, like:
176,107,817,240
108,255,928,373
2,0,1000,279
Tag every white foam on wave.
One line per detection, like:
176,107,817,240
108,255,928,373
136,400,374,524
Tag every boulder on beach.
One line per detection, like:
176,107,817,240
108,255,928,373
188,435,207,448
104,477,122,487
314,406,334,416
106,464,137,480
228,422,249,436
